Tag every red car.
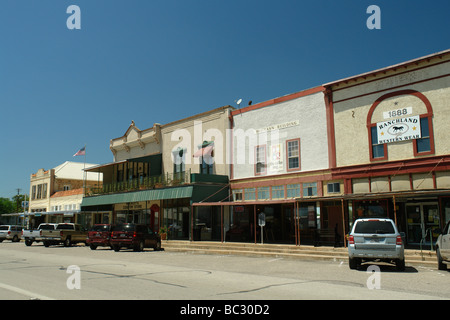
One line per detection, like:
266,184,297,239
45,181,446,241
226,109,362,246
110,223,161,252
87,224,113,250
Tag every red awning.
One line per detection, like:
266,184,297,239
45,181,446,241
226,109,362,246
193,145,213,158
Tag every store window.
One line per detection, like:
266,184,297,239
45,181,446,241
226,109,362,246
193,206,221,241
272,185,285,199
232,189,243,201
163,198,190,240
303,182,317,197
244,188,256,201
353,200,388,219
327,182,341,194
258,187,270,200
287,184,300,198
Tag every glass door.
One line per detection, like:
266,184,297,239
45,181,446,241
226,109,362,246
406,204,422,244
423,204,440,243
406,203,439,245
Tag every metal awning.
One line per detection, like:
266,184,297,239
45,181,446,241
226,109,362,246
81,186,194,207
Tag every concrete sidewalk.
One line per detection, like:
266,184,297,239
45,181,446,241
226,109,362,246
162,240,438,267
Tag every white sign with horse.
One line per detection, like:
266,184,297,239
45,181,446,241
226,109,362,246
376,115,421,144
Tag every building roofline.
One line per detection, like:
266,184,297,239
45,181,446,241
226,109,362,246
230,86,325,116
323,48,450,87
160,105,235,129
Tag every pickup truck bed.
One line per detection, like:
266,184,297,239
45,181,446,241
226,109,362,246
42,223,88,247
22,223,58,246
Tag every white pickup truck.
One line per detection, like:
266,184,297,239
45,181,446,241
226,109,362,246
436,220,450,270
22,223,58,246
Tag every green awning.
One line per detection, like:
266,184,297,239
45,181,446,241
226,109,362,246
81,186,193,207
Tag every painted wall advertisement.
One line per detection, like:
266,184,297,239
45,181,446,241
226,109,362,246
376,115,421,144
269,144,283,173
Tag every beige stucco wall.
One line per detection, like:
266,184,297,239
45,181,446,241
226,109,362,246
111,125,162,162
161,106,233,176
332,56,450,167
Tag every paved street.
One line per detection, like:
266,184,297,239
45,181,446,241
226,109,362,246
0,241,449,303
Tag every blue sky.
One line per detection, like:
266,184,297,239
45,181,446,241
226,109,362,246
0,0,449,199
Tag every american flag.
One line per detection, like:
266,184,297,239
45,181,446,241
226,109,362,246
73,146,86,157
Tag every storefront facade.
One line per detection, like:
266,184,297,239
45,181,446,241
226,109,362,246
82,107,233,239
227,86,347,245
325,49,450,247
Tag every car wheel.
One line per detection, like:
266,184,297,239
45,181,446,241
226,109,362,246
396,259,405,271
25,239,33,246
154,240,161,251
134,241,144,252
113,245,120,252
44,241,50,247
90,244,97,250
437,247,447,271
13,235,19,242
64,237,72,247
349,257,359,270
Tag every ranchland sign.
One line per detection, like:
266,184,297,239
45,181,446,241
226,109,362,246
376,115,421,144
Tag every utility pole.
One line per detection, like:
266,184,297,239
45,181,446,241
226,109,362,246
15,188,21,225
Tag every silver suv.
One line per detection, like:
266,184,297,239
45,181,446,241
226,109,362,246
0,225,23,242
348,218,405,271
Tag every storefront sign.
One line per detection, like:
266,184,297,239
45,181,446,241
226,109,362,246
256,120,299,134
376,115,421,144
115,201,146,211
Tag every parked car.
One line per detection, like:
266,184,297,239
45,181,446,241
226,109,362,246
0,225,23,242
110,223,161,252
22,223,58,246
435,220,450,270
86,224,113,250
42,223,88,247
348,218,405,271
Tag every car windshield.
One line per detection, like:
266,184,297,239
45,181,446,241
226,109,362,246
91,225,111,231
112,224,136,232
354,220,395,234
0,226,9,230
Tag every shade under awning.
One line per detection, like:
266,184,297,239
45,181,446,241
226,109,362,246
81,186,193,207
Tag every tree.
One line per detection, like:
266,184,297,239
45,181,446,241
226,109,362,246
0,197,15,215
12,194,29,212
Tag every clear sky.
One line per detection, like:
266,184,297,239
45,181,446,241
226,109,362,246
0,0,449,199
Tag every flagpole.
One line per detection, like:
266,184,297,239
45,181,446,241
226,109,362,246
83,144,86,196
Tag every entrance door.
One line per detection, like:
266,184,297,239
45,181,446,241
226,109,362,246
406,203,439,244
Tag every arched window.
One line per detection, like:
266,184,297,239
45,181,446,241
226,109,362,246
367,90,435,162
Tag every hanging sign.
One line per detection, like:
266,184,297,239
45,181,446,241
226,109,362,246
376,115,421,144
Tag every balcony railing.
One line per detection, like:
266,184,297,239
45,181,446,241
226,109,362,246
86,169,191,196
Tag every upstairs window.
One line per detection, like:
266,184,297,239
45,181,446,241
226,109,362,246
255,145,266,175
370,126,386,160
415,117,431,154
286,139,300,171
